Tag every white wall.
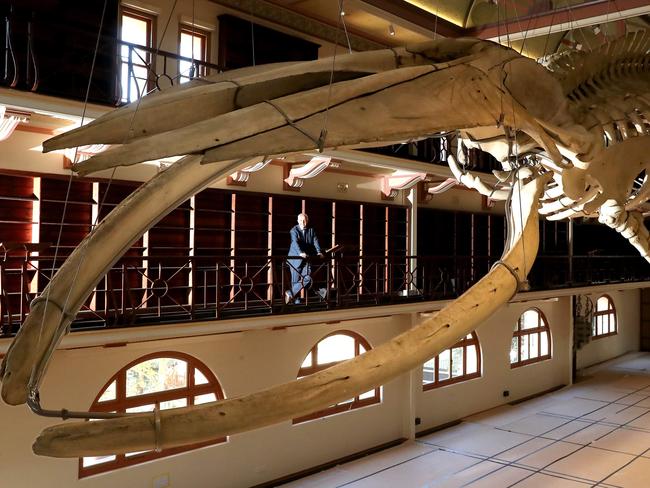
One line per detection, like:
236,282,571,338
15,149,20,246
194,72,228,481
576,289,640,370
415,296,573,432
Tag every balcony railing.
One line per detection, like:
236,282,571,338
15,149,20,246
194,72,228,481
1,16,223,106
1,252,649,336
117,40,223,103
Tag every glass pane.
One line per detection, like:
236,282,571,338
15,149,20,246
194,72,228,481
529,333,539,359
82,455,116,467
465,334,473,339
126,357,188,397
520,335,529,361
422,358,436,385
359,344,366,354
126,404,154,413
122,15,148,44
597,296,610,311
126,450,149,458
194,369,209,385
195,393,217,405
193,36,204,60
98,381,116,402
466,345,478,374
438,349,451,381
179,31,205,83
451,347,464,377
597,316,603,336
359,389,375,400
120,64,132,102
317,334,355,364
180,32,205,61
541,332,549,356
510,337,518,363
522,310,539,330
300,351,313,369
179,60,193,83
160,398,187,410
179,32,193,57
120,15,150,101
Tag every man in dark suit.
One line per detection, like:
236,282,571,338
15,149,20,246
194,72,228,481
286,213,323,304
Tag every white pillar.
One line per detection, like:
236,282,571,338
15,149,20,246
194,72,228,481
408,187,418,295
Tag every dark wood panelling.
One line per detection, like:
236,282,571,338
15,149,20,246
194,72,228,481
217,14,319,70
194,189,232,258
0,173,35,244
39,177,93,257
335,201,360,256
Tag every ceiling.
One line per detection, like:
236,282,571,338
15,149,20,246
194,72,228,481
256,0,650,58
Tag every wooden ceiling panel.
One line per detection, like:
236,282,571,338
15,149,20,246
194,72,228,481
268,0,431,45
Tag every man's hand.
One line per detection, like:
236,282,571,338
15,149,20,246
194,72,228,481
300,252,307,258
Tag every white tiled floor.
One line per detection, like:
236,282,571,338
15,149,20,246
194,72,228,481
282,353,650,487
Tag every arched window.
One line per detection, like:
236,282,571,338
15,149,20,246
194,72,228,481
593,295,617,338
294,331,380,423
510,309,551,368
423,332,481,390
79,352,225,478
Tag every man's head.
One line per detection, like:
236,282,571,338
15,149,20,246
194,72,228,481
297,213,309,230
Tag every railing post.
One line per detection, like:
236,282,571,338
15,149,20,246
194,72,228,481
190,258,196,318
568,218,574,284
0,259,6,336
203,268,207,310
215,262,220,319
120,263,126,323
20,258,28,324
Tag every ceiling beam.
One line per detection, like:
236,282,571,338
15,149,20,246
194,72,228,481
468,0,650,41
212,0,385,51
359,0,464,38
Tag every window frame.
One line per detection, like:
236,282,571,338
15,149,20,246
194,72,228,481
294,330,380,423
510,308,552,368
422,332,481,391
592,294,617,339
79,351,225,478
178,24,211,82
119,6,157,102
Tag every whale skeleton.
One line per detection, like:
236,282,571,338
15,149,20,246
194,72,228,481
1,33,650,457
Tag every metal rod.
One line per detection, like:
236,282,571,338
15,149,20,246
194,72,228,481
27,389,127,420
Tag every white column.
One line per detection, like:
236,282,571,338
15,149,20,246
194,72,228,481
408,187,418,295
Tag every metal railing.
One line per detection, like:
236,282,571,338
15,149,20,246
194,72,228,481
1,12,223,106
117,40,223,103
1,252,649,336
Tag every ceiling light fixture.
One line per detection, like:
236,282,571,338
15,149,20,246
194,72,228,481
389,24,395,36
340,10,345,16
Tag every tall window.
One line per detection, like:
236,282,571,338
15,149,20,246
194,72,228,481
593,295,617,338
120,7,156,102
510,309,551,368
179,25,210,83
423,332,480,390
294,331,380,423
79,352,225,478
